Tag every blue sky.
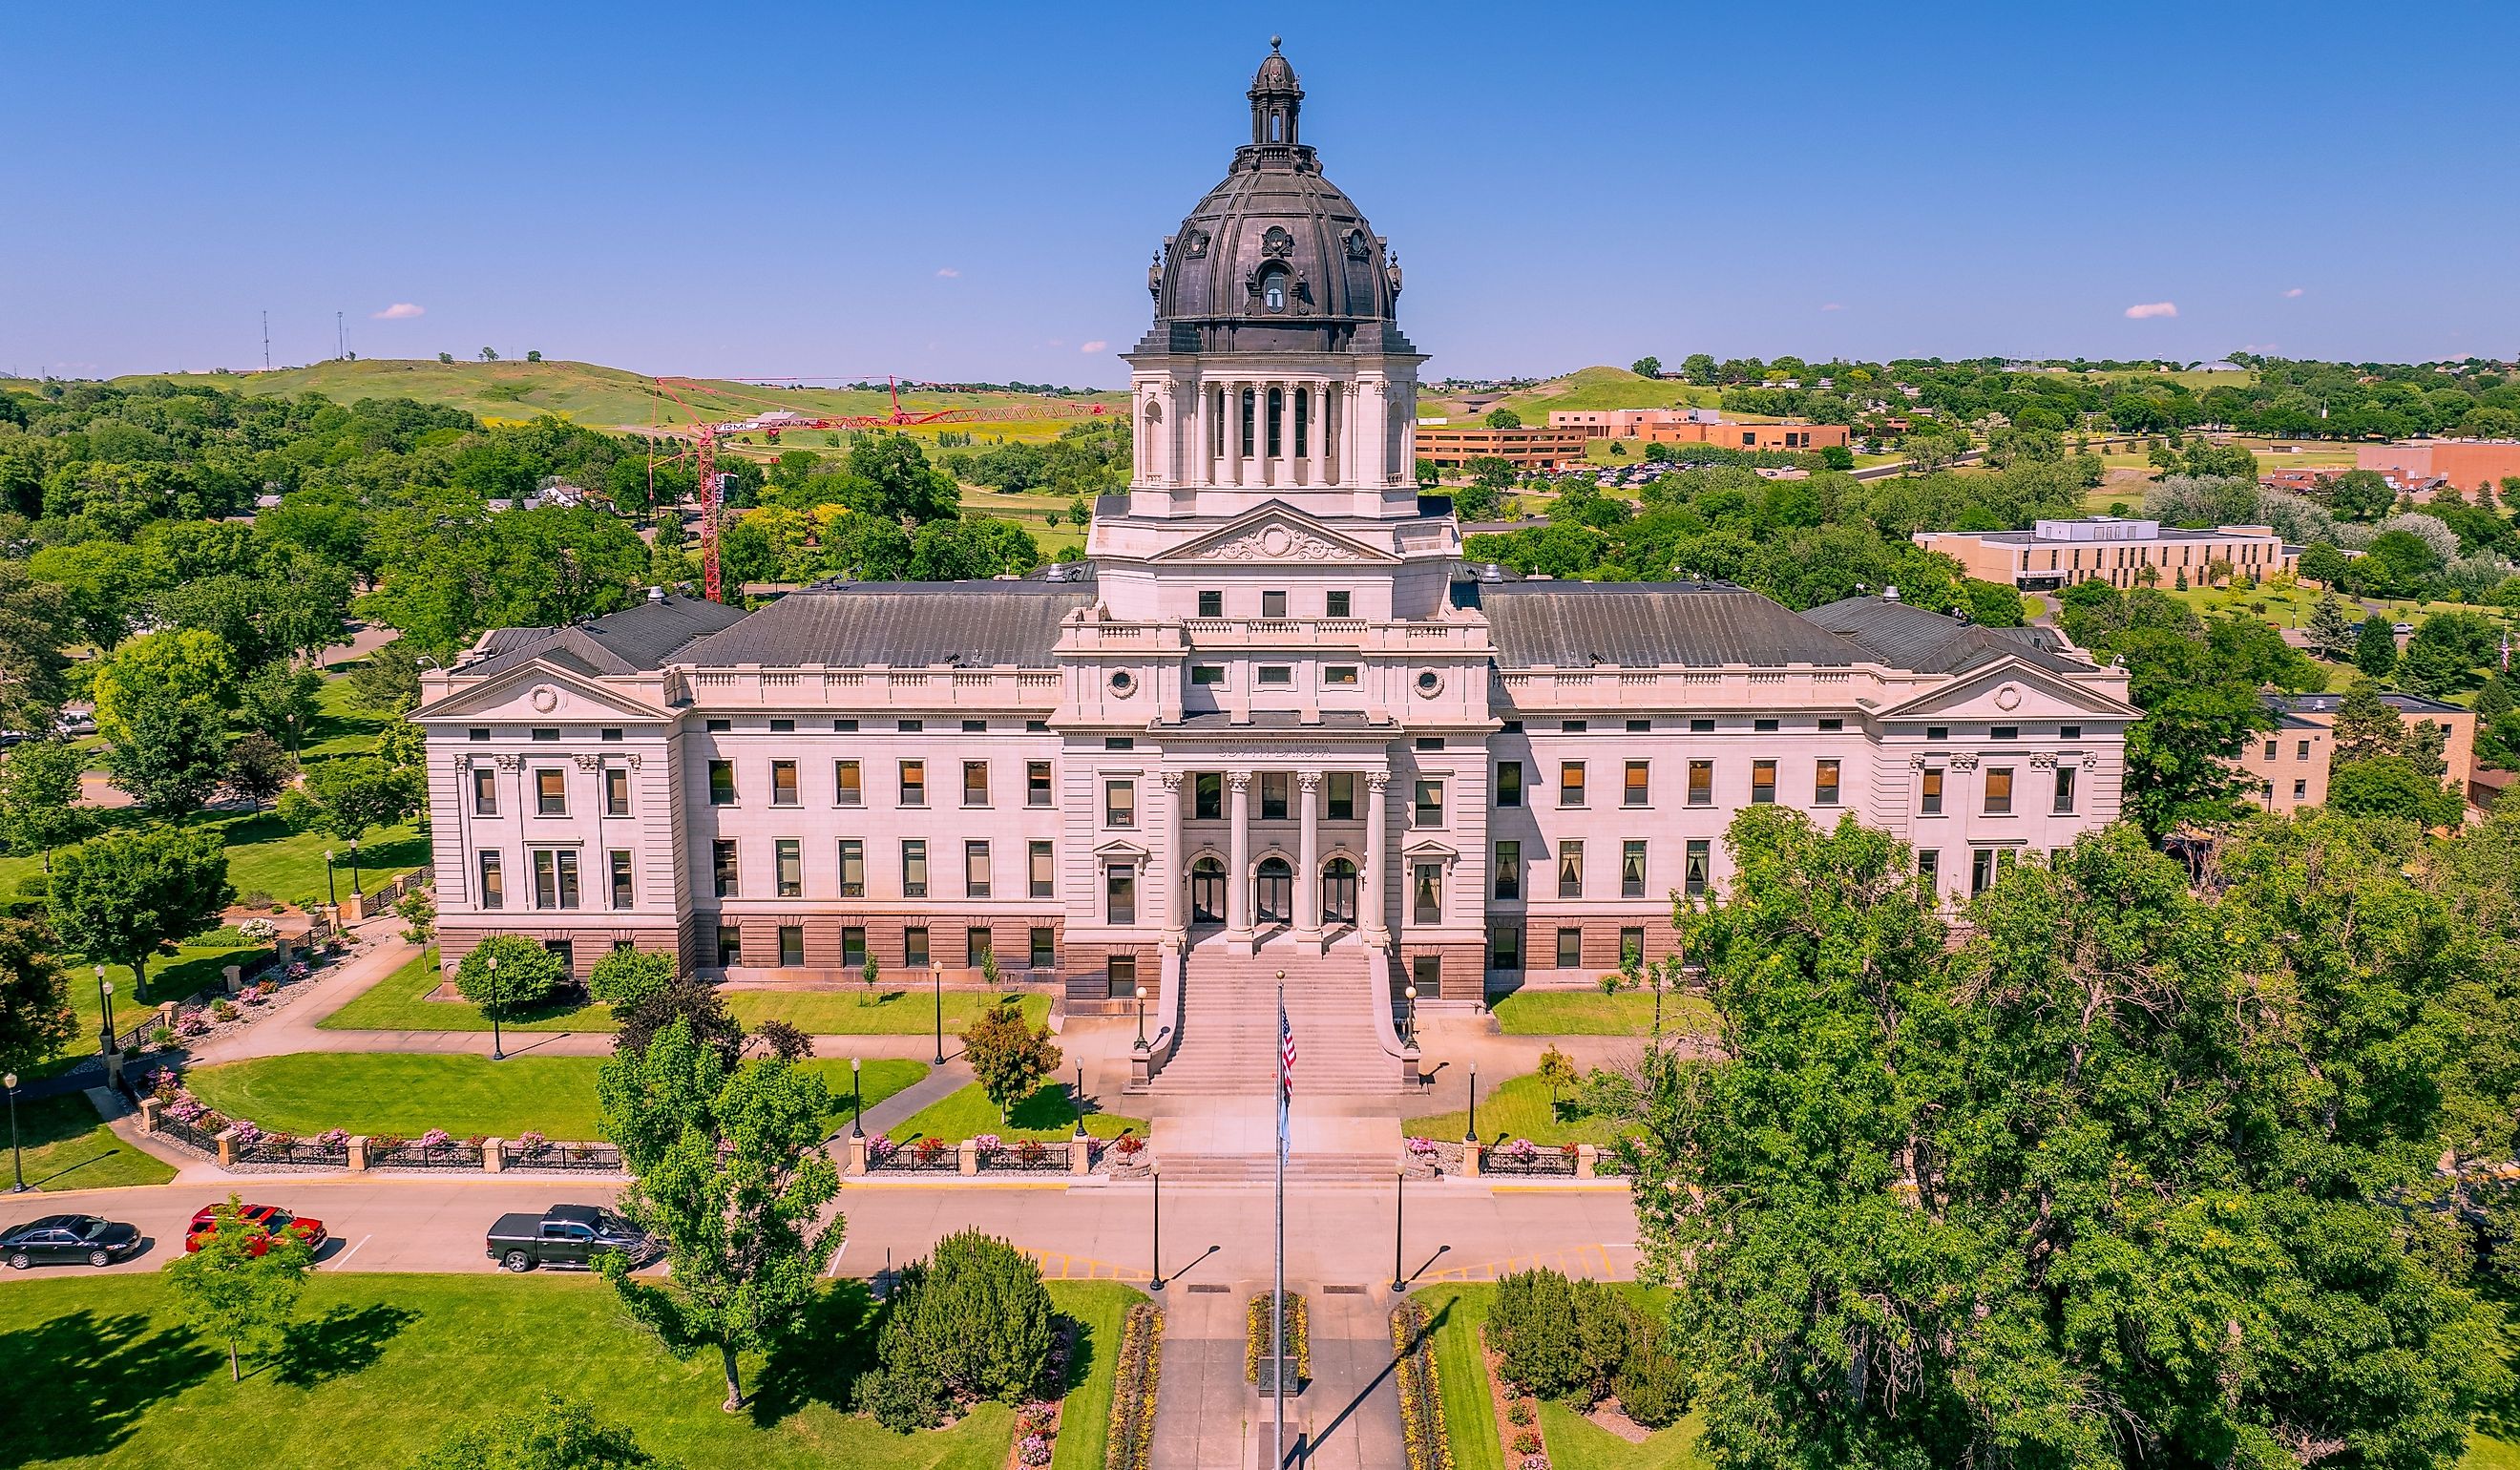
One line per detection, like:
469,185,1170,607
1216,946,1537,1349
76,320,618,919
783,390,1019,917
6,2,2515,387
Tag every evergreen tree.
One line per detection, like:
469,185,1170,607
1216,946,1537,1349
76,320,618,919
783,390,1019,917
2306,590,2357,662
2354,614,2400,678
2330,677,2407,766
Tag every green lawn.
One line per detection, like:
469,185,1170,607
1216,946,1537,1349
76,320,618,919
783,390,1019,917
319,947,615,1033
891,1081,1145,1145
1414,1284,1708,1470
3,1092,177,1193
0,1271,1140,1470
181,1052,926,1142
1491,989,1715,1038
724,988,1051,1036
1406,1072,1627,1148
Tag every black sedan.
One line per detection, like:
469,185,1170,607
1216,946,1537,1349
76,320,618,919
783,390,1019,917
2,1214,144,1269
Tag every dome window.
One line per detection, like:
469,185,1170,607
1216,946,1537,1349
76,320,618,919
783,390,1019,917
1260,265,1290,313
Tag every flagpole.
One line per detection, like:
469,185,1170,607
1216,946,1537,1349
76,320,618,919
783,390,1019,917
1274,975,1287,1470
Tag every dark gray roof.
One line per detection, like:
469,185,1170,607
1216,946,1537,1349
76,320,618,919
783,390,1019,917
463,594,746,678
676,581,1094,669
1164,710,1389,732
1802,597,2094,677
2282,690,2465,716
1483,582,1861,669
1963,526,2273,546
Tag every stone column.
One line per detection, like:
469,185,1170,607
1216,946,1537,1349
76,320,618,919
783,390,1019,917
1226,770,1254,952
1295,770,1322,947
1159,771,1186,939
1363,771,1391,942
1193,382,1211,488
1227,384,1246,487
1312,385,1332,487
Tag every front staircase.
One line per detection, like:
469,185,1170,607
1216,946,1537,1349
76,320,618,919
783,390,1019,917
1146,941,1410,1097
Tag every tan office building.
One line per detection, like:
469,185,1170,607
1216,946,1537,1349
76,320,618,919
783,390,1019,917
1914,517,2297,591
2236,691,2480,813
1416,424,1591,470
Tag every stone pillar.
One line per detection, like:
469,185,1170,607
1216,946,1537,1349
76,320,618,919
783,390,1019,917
137,1098,160,1134
347,1136,369,1172
214,1127,238,1168
1226,771,1254,952
1294,770,1322,947
1192,382,1210,488
1576,1144,1598,1180
1070,1136,1092,1175
222,965,242,997
1227,383,1245,487
1363,772,1391,941
957,1139,978,1176
484,1139,505,1174
1160,772,1187,939
1460,1141,1480,1179
846,1136,868,1174
1312,385,1332,487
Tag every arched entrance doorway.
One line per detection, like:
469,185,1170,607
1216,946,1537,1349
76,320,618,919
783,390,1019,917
1189,856,1227,925
1254,856,1294,924
1320,857,1358,926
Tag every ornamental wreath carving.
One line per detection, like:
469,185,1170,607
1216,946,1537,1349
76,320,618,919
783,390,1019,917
1260,225,1293,258
1203,524,1355,562
1343,227,1372,262
1181,228,1209,259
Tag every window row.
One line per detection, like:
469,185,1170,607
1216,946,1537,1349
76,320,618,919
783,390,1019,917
474,849,638,912
472,766,636,818
1190,663,1362,688
1179,770,1364,821
715,923,1059,973
1492,758,1843,808
1918,764,2077,817
704,759,1060,810
707,838,1059,902
1485,924,1652,973
1193,588,1352,620
1488,838,1712,902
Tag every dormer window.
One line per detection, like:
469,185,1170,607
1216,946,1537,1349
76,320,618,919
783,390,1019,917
1260,266,1289,313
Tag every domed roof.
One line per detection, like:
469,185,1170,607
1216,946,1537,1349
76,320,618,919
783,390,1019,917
1144,43,1403,338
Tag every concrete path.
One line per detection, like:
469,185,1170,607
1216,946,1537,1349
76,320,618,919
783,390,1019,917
1286,1288,1406,1469
1153,1285,1257,1468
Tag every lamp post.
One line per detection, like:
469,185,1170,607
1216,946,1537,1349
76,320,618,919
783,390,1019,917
348,837,363,898
486,956,504,1062
1132,983,1148,1053
94,966,116,1055
1403,983,1418,1048
850,1057,863,1139
931,961,945,1066
324,850,337,911
1464,1060,1479,1146
1072,1063,1086,1141
6,1072,25,1193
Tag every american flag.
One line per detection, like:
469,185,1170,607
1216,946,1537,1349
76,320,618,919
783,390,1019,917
1278,1001,1297,1101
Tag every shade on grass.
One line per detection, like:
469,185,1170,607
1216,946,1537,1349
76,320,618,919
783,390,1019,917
318,947,614,1034
892,1081,1145,1145
3,1092,176,1193
1404,1072,1626,1147
1490,989,1715,1038
724,988,1050,1036
181,1053,927,1142
1413,1284,1709,1470
0,1271,1142,1470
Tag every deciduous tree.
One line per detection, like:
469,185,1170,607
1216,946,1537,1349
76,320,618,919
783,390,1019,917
0,917,75,1078
410,1393,674,1470
964,998,1060,1124
164,1195,313,1382
102,691,229,820
0,739,94,872
452,934,569,1017
47,827,231,1000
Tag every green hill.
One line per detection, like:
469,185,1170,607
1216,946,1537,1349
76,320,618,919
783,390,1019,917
1422,366,1721,422
112,359,1128,445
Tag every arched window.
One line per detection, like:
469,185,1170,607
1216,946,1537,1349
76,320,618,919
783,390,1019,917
1190,856,1227,925
1260,266,1289,313
1255,856,1294,924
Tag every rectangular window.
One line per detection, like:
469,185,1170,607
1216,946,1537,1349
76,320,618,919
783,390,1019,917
1260,771,1290,820
837,840,865,897
842,927,866,968
1560,761,1586,808
532,727,559,743
1325,772,1354,821
1688,760,1712,808
470,727,491,742
1493,841,1522,900
1621,840,1648,898
1991,725,2018,741
770,718,794,734
962,761,989,807
1414,778,1444,826
1105,779,1137,828
898,719,923,733
2262,740,2278,761
1918,850,1939,889
1030,841,1055,898
961,719,985,733
1489,924,1522,972
609,850,634,910
899,760,926,807
1819,717,1843,732
775,839,802,898
1412,863,1442,924
534,849,579,910
2295,740,2310,762
2293,779,2307,800
901,840,928,898
835,760,862,807
904,927,930,968
711,840,739,898
1689,718,1713,733
1619,928,1645,968
1556,926,1583,970
604,766,631,816
1685,839,1710,897
1107,954,1137,1000
1562,720,1587,733
1750,760,1776,805
536,768,567,816
1971,849,1996,895
1027,761,1053,806
1257,666,1292,686
1413,954,1442,999
1191,664,1226,685
1323,665,1358,685
1921,767,1944,815
964,840,991,899
834,719,857,732
718,925,742,968
769,760,798,808
704,719,731,733
1626,718,1651,733
1030,927,1056,970
478,851,504,910
1107,867,1136,925
1984,766,2014,815
1181,771,1214,820
2051,766,2077,814
1197,590,1223,618
2060,725,2081,741
778,926,804,968
472,766,499,816
707,760,736,806
1495,761,1522,808
1754,718,1779,734
1815,758,1841,807
1262,589,1288,619
1558,840,1584,898
1623,760,1649,807
1326,590,1352,617
965,928,992,969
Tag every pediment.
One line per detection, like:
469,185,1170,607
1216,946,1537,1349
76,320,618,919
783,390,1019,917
1875,658,2136,723
1092,836,1153,861
415,660,671,724
1154,503,1398,566
1401,836,1460,861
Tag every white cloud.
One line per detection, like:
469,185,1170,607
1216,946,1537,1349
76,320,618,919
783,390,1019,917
2123,301,2178,320
371,303,425,320
1819,302,1844,312
2282,286,2305,299
1080,340,1107,353
934,267,960,279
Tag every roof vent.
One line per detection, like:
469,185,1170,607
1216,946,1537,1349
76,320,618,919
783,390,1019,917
1881,584,1900,602
646,586,666,603
1482,562,1502,582
1045,562,1067,582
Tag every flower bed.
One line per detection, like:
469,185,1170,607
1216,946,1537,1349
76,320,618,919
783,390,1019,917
1097,1131,1151,1176
1480,1328,1550,1470
1244,1291,1310,1390
1102,1301,1163,1470
1402,1136,1465,1178
238,1128,351,1168
1481,1140,1578,1177
868,1134,959,1173
1391,1298,1457,1470
1005,1396,1063,1470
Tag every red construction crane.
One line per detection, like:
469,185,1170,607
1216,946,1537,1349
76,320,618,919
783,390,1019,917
648,376,727,602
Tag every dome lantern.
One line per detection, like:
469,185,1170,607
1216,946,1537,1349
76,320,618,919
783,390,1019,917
1249,36,1302,149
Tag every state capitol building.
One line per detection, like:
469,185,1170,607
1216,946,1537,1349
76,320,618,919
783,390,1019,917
416,45,2135,1089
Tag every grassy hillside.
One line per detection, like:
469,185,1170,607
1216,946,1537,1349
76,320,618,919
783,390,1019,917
1422,366,1721,423
113,359,1128,445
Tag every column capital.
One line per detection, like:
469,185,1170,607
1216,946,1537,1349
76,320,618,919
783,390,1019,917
1227,769,1254,792
1159,770,1186,792
1296,769,1322,792
1365,770,1391,792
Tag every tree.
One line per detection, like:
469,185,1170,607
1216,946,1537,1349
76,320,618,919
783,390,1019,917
858,1228,1059,1430
0,917,75,1079
2298,541,2349,587
612,973,743,1068
1630,356,1661,379
347,640,424,716
25,540,145,652
2305,590,2357,661
1680,352,1717,385
48,827,231,1000
410,1393,674,1470
480,347,500,362
164,1195,313,1382
2355,615,2401,678
1535,1043,1579,1111
2400,611,2500,698
0,563,73,732
278,754,420,844
1484,407,1522,430
1467,455,1516,491
2328,755,2465,827
453,934,570,1016
2330,677,2405,766
963,998,1060,1124
2325,467,2395,520
587,949,678,1012
238,663,324,754
0,739,94,872
222,732,297,810
103,691,229,819
602,1053,839,1412
91,629,239,746
524,350,543,364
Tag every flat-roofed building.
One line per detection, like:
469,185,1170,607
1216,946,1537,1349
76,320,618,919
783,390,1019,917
1416,424,1590,470
2232,690,2480,814
1914,517,2297,591
1640,420,1849,452
2357,440,2520,494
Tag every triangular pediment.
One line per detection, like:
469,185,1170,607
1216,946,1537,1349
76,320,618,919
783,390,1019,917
414,659,671,724
1876,657,2137,723
1401,836,1460,861
1154,502,1399,566
1092,836,1153,861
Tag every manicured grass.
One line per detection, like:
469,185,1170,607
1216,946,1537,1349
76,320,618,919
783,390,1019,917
1405,1072,1626,1148
180,1052,925,1142
2471,1438,2520,1470
4,1092,177,1193
724,988,1050,1036
1048,1280,1139,1470
1490,989,1715,1038
319,947,615,1034
892,1081,1145,1145
1415,1284,1709,1470
0,1271,1139,1470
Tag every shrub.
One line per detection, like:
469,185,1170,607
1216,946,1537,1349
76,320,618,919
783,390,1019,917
1512,1430,1544,1455
1488,1267,1636,1406
1507,1397,1536,1425
586,948,678,1010
1614,1319,1690,1428
857,1228,1060,1430
453,934,570,1016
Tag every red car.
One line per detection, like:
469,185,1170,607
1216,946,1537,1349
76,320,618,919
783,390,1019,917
184,1203,327,1255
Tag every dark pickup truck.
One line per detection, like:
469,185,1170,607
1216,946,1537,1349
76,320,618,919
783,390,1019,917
484,1204,658,1272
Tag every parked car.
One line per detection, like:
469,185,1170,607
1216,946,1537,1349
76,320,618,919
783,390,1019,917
3,1214,144,1270
485,1204,656,1272
185,1202,326,1255
55,713,96,738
